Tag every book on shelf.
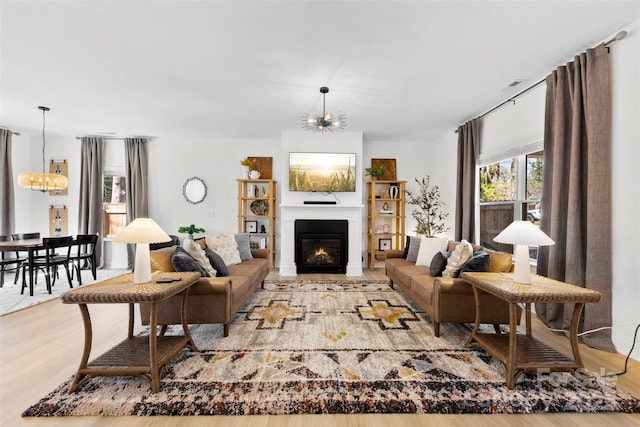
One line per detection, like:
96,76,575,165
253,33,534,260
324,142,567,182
379,210,394,215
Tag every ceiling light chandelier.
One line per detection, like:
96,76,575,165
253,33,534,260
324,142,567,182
18,106,68,192
301,86,346,132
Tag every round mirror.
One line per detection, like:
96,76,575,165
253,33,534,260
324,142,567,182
183,177,207,204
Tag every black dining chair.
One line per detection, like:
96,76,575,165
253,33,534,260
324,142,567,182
21,236,74,295
0,235,27,287
71,233,99,286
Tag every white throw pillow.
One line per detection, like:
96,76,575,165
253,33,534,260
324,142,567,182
205,234,242,266
442,240,474,278
415,237,449,267
182,239,217,277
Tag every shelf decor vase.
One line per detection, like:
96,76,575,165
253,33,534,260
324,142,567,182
388,184,400,199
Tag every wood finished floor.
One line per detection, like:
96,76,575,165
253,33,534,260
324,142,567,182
1,269,638,427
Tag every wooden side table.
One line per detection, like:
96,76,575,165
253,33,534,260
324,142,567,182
60,271,201,393
461,272,601,389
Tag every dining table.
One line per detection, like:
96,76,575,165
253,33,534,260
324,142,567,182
0,238,50,296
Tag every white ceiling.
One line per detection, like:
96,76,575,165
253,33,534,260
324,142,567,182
1,1,638,142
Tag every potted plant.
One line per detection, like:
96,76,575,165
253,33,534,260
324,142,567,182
405,175,450,237
240,157,254,178
365,164,384,180
178,224,206,240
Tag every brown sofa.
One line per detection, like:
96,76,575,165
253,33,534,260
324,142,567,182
385,240,520,336
139,244,269,337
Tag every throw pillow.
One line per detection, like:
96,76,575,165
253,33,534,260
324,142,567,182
234,233,254,261
204,248,229,277
429,251,451,277
415,237,448,267
205,234,242,266
401,236,411,259
183,238,217,277
488,251,513,272
405,236,422,263
150,245,177,272
171,247,207,277
442,240,473,278
459,249,491,276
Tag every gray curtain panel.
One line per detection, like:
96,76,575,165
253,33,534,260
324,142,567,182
78,137,105,267
455,119,479,242
124,138,149,269
0,129,16,236
536,44,614,352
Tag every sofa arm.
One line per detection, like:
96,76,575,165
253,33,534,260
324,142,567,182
433,277,475,295
189,277,232,295
251,248,269,259
385,250,404,259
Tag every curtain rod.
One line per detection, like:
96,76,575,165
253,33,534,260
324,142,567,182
0,126,21,136
455,30,628,133
75,135,152,140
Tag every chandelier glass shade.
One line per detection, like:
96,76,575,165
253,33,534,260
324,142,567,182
301,87,346,133
18,106,68,193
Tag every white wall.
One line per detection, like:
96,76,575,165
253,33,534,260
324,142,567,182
479,21,640,360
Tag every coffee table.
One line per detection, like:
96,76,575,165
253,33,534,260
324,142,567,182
461,272,601,389
60,271,201,393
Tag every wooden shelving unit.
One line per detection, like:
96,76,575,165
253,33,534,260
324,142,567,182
367,180,406,269
237,179,277,269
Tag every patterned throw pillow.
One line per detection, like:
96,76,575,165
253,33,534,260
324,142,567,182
405,236,422,263
415,237,449,267
234,233,254,261
204,248,229,277
205,234,242,266
183,238,217,277
442,240,473,278
171,247,207,277
459,249,491,276
429,251,451,277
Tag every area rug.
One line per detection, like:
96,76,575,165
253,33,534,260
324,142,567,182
23,279,640,416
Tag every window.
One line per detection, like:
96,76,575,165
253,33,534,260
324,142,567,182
479,150,543,259
103,174,127,238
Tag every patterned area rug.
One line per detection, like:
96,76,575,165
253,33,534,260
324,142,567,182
23,279,640,416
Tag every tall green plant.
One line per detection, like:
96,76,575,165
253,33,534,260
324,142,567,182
405,176,449,237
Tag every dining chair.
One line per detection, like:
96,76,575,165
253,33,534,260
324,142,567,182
71,233,99,286
0,235,27,287
21,236,74,295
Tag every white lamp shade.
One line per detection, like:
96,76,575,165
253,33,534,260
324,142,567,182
493,220,555,246
112,218,172,244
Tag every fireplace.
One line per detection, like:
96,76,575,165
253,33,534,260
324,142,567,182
295,219,348,274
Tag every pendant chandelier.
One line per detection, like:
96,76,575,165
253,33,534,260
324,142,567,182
18,106,68,192
301,87,346,133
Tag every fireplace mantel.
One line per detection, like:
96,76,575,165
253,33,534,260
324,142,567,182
279,204,363,276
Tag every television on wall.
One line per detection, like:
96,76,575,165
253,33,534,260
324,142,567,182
289,152,356,192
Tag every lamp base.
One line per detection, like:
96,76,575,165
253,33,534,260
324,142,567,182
512,244,532,284
133,243,152,284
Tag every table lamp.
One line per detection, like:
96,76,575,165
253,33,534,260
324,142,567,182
493,220,555,285
112,218,172,284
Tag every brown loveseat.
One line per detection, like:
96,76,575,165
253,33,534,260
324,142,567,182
385,240,520,336
139,243,269,337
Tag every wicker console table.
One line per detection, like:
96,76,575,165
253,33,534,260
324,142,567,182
61,271,201,393
461,272,601,389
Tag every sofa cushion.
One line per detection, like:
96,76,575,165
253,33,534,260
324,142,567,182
442,240,473,278
235,233,254,261
385,257,409,277
204,248,229,277
488,251,513,272
183,238,217,277
405,236,422,263
416,237,448,267
171,247,207,276
401,236,411,258
205,234,242,266
410,275,436,307
395,264,430,286
429,250,451,277
150,245,177,272
459,249,490,276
